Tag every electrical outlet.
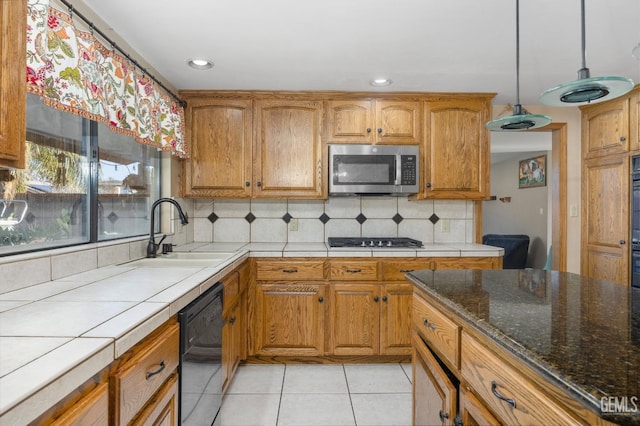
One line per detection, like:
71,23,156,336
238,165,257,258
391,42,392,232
440,219,450,233
570,204,579,217
289,218,298,231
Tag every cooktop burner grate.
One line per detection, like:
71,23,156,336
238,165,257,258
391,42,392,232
328,237,423,248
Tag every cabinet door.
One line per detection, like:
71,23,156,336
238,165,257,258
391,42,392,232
631,91,640,152
254,283,325,356
375,101,420,144
582,97,629,158
412,333,457,426
582,154,629,285
0,0,26,169
459,386,500,426
327,100,374,143
222,297,241,392
50,382,109,426
182,98,252,197
380,283,413,355
254,100,325,198
421,98,490,199
131,373,179,426
328,283,380,355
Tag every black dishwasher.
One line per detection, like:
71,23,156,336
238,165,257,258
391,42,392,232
178,282,224,426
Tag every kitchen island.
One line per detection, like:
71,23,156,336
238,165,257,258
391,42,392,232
405,269,640,425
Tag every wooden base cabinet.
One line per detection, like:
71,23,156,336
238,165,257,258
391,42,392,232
412,333,457,426
328,283,380,355
110,321,180,425
253,282,326,356
48,382,109,426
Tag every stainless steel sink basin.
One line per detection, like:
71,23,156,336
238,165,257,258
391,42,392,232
122,252,236,268
162,252,235,260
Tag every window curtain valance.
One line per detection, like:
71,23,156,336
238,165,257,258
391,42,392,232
25,0,187,158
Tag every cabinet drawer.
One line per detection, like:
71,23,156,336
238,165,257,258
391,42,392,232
461,332,580,425
413,294,460,369
329,260,378,281
382,259,432,280
111,322,180,425
255,259,325,280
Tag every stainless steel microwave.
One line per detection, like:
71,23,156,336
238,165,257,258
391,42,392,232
329,144,419,196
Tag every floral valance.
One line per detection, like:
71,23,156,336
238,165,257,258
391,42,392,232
25,0,187,157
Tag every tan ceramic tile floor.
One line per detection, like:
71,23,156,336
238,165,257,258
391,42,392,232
214,363,413,426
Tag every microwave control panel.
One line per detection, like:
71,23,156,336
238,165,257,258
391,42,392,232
400,155,417,185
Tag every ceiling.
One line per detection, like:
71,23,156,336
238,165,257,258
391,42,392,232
79,0,639,106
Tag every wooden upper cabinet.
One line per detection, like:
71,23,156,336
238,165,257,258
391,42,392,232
182,98,253,197
581,97,629,158
0,0,27,169
254,99,326,198
630,90,640,152
418,97,491,200
327,100,420,145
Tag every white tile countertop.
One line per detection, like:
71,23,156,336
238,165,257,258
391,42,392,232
0,242,502,425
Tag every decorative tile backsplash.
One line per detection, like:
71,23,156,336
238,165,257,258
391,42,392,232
188,197,475,245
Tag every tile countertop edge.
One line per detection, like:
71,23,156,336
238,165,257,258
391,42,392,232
404,274,612,422
0,338,114,425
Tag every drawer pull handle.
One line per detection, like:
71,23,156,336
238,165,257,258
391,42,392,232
146,361,166,380
491,381,517,408
423,318,436,330
346,269,362,273
439,410,449,422
399,269,414,273
282,269,298,273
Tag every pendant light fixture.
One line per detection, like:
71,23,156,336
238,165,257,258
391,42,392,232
486,0,551,131
539,0,634,106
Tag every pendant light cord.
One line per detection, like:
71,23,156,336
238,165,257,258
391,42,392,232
515,0,521,106
580,0,587,71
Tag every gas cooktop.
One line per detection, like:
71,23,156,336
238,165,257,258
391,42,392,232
328,237,423,248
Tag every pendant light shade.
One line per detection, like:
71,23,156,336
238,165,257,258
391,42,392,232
539,0,634,106
486,0,551,132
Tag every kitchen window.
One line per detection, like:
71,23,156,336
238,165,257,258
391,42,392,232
0,94,160,256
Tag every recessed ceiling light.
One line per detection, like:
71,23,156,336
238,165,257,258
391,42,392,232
187,59,214,70
370,78,392,87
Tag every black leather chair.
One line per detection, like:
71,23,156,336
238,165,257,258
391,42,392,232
482,234,530,269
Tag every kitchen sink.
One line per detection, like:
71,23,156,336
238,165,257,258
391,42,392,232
162,251,235,260
122,251,236,268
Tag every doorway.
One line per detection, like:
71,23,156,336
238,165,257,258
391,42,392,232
477,123,567,271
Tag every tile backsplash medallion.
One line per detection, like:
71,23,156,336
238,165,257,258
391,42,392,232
184,197,475,245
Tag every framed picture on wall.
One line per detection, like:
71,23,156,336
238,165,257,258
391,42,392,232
518,155,546,188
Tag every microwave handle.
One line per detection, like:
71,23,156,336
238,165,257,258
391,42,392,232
395,154,401,185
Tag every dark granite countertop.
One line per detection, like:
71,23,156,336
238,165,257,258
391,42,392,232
405,269,640,425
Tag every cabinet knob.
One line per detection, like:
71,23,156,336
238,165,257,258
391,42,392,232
382,295,388,302
620,240,626,245
366,128,372,133
373,296,379,302
621,136,627,142
439,410,449,422
426,183,432,188
245,181,250,187
230,316,236,324
256,181,262,187
318,296,324,303
377,128,382,134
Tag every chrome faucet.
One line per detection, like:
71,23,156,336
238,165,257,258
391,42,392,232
147,198,189,258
